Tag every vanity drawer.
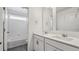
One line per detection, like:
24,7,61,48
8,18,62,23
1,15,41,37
45,38,79,51
33,34,44,41
45,43,62,51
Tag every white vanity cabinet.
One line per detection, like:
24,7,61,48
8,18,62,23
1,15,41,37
33,34,79,51
45,43,62,51
45,38,79,51
45,38,63,51
33,35,45,51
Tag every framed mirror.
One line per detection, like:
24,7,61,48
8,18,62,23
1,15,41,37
56,7,79,32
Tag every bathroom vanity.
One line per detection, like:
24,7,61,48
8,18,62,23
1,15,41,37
33,33,79,51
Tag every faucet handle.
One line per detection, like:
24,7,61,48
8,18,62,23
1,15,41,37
45,32,48,34
62,34,67,37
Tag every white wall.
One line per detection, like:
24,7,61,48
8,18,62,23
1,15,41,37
43,7,53,34
28,7,43,51
28,7,54,51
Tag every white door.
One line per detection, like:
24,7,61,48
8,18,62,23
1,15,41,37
0,8,4,51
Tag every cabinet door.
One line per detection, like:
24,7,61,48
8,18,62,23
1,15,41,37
45,43,62,51
34,37,44,51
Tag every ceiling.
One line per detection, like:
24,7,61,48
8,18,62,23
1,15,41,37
7,7,28,17
56,7,71,12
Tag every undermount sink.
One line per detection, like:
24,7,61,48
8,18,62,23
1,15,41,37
46,34,77,41
65,37,74,41
52,36,74,41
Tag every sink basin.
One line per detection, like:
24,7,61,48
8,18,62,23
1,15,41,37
65,37,74,41
46,34,77,41
52,36,74,41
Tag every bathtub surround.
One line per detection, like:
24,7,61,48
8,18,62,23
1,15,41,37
7,39,27,49
8,44,27,51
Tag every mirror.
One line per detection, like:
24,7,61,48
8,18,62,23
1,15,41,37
56,7,79,32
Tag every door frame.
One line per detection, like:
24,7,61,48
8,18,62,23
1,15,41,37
0,7,4,51
3,7,29,51
3,7,8,51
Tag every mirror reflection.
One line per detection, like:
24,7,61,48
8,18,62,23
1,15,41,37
56,7,79,32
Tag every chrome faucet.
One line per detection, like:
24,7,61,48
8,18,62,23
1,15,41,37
62,34,67,37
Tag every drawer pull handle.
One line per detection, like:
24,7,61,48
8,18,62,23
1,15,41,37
37,40,39,45
0,42,2,44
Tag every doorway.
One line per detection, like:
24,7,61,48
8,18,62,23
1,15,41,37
4,7,29,51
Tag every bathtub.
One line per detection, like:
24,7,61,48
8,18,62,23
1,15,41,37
7,33,28,49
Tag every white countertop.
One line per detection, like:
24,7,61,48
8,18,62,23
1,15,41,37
34,33,79,48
